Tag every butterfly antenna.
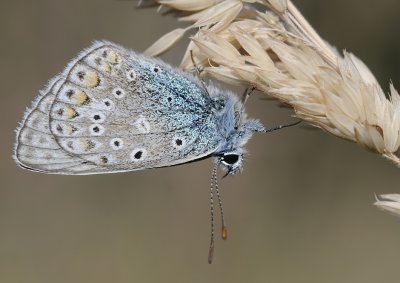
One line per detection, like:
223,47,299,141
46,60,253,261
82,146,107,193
258,120,302,133
208,164,217,264
208,163,228,264
215,166,228,241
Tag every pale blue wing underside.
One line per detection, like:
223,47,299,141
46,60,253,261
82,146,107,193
14,41,222,174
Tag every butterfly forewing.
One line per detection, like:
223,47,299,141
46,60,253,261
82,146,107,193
15,41,221,174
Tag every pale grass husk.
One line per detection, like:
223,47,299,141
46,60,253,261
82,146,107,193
375,194,400,217
145,0,400,168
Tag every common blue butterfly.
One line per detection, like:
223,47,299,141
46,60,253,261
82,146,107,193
14,41,299,263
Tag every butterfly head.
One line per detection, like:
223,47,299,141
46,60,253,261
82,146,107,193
209,88,265,175
216,118,265,175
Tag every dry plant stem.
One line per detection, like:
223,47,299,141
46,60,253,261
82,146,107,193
146,0,400,168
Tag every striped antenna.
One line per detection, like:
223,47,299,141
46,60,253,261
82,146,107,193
208,162,228,264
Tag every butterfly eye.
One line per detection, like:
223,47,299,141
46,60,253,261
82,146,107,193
221,154,239,165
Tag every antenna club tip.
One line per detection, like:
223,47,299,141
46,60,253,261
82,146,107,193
222,225,228,240
208,241,215,264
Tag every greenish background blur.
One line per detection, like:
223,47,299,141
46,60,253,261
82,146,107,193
1,1,400,282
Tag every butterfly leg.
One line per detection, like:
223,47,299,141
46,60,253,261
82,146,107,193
190,50,212,99
190,50,204,76
241,86,256,106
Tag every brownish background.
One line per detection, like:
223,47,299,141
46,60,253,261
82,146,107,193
1,1,400,282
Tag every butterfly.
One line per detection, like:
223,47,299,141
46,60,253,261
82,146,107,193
14,41,299,263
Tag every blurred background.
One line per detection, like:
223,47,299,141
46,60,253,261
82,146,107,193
1,0,400,282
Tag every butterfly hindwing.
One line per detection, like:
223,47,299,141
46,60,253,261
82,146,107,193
14,76,99,173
